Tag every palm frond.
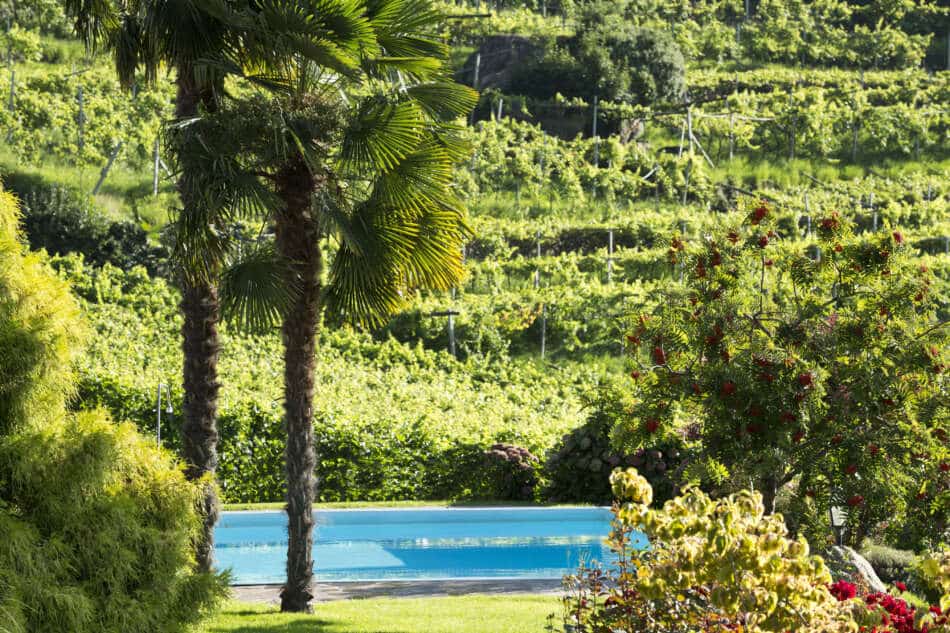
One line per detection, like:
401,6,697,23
220,244,299,333
234,0,376,81
367,138,455,213
362,56,443,81
325,187,469,327
339,98,426,174
62,0,119,50
406,82,478,121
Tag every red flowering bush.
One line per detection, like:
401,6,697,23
618,198,949,546
829,579,948,633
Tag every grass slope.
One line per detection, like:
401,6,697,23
202,597,559,633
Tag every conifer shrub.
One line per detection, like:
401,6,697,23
0,185,227,632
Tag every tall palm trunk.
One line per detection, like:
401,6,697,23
176,72,221,574
274,156,320,613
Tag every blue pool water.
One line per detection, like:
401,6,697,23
215,507,623,584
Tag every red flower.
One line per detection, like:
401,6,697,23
645,419,660,434
797,372,814,387
758,372,775,383
691,382,701,395
757,235,770,248
869,444,880,456
751,204,769,225
940,463,950,472
832,434,843,445
892,231,904,245
833,243,843,253
652,346,666,365
720,381,737,397
780,411,796,424
630,370,641,380
727,231,739,244
820,215,840,231
829,580,857,601
895,581,907,592
792,430,805,443
710,251,722,267
847,494,864,507
764,258,774,266
845,464,858,475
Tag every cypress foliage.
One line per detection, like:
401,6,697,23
0,185,228,633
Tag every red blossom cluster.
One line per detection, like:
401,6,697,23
828,581,948,633
829,579,857,601
864,591,919,633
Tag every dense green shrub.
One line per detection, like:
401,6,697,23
545,382,683,504
0,185,226,632
859,542,918,585
573,24,685,106
510,24,685,105
0,413,228,633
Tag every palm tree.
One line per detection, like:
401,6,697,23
175,0,476,610
63,0,232,573
61,0,385,575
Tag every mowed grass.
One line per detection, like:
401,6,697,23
201,597,560,633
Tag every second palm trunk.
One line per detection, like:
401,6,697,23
276,157,320,612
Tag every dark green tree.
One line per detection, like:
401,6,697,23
617,199,948,546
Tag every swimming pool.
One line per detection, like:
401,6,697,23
215,507,622,584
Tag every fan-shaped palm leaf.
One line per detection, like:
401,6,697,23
220,244,300,333
339,98,426,174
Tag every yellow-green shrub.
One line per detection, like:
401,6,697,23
564,467,856,633
0,185,82,433
0,184,227,632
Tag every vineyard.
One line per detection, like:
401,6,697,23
0,1,947,508
2,1,950,631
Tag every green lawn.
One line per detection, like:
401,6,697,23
201,597,560,633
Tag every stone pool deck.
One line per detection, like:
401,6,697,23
233,579,563,603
